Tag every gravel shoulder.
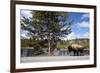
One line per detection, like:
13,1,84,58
21,56,89,63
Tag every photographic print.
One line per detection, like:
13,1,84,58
21,10,90,63
11,1,96,72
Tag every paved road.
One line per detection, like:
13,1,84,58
21,56,89,63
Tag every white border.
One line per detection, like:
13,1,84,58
16,4,94,69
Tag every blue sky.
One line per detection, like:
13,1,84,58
21,10,90,40
65,12,90,40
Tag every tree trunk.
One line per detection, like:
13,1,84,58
48,35,51,56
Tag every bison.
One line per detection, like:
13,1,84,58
68,44,84,56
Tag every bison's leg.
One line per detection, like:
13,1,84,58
74,49,79,56
77,49,82,56
76,50,79,56
72,49,75,56
78,49,83,56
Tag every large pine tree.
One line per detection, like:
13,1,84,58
21,10,73,56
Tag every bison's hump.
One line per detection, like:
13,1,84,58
71,44,83,49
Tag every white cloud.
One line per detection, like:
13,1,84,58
78,21,89,28
21,10,32,19
66,32,77,40
83,32,90,38
81,14,89,20
77,32,89,39
62,31,89,40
